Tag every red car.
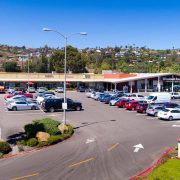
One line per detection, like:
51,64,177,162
136,103,148,113
125,100,139,110
4,91,33,100
116,99,129,108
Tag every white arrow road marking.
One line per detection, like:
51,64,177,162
172,125,180,127
133,144,144,152
86,138,95,144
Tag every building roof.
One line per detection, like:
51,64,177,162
103,73,180,83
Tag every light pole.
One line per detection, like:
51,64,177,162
157,61,160,92
27,54,30,93
43,28,87,125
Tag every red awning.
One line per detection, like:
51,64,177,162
66,82,71,86
26,81,34,85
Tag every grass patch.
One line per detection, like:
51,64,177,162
148,158,180,180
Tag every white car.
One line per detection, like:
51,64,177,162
123,93,145,101
37,94,55,105
56,87,64,93
158,108,180,121
37,87,46,93
170,92,180,99
7,101,39,111
28,87,36,93
7,87,15,94
109,97,120,106
6,95,26,102
86,92,95,98
94,92,104,100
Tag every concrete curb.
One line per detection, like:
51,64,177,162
130,147,174,180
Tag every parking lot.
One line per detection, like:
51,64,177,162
0,91,180,179
1,91,180,141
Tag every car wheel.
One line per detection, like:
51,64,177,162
49,107,55,113
12,106,17,111
31,106,36,110
76,106,81,111
169,116,173,121
154,112,158,117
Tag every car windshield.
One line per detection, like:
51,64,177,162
147,96,154,100
114,97,119,101
161,109,169,112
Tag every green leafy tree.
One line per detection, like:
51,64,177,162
2,61,20,72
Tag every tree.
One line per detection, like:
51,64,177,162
2,61,20,72
50,46,87,73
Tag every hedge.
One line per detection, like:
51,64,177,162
24,118,60,138
27,138,38,147
0,141,12,154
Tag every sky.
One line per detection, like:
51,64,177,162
1,0,180,49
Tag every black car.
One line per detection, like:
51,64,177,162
42,98,82,112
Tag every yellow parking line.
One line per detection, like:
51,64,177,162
10,173,39,180
69,157,94,168
107,143,119,152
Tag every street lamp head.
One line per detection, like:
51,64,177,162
42,28,53,32
80,32,87,35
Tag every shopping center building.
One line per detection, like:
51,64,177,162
0,72,179,92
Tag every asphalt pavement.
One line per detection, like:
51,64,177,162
0,92,179,180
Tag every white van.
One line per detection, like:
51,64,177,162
146,92,171,103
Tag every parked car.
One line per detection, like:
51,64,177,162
125,100,146,111
7,87,15,94
170,92,180,99
4,91,33,100
86,91,95,98
77,86,86,92
28,87,36,93
109,97,121,106
158,108,180,121
37,87,46,93
104,95,115,104
146,106,165,116
116,99,129,108
18,87,26,93
7,101,39,111
6,95,26,102
136,103,148,113
42,98,82,112
36,91,55,98
162,102,179,109
128,94,145,101
55,87,64,93
93,92,103,101
37,94,56,105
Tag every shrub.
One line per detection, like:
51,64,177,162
66,124,74,135
33,118,60,135
0,141,12,154
48,135,61,145
26,138,38,147
37,141,49,147
24,122,44,138
16,139,27,146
